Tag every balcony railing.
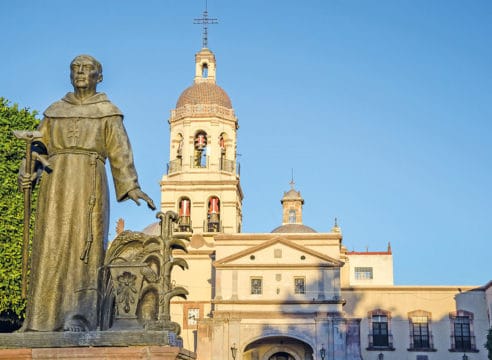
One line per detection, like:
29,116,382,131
450,335,476,352
177,216,192,233
408,334,435,351
367,334,394,350
166,157,240,175
204,220,222,233
220,158,235,173
191,155,209,169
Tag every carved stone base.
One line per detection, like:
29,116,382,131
0,330,183,348
0,346,195,360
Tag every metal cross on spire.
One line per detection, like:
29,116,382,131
289,169,295,189
193,0,218,48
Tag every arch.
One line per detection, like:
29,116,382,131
244,333,315,352
201,62,208,78
219,132,228,153
193,130,208,168
263,346,301,360
243,334,315,360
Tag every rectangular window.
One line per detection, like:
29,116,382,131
355,267,373,280
411,316,430,349
454,316,472,350
372,315,389,347
250,278,262,295
187,308,199,326
294,277,305,294
274,248,282,258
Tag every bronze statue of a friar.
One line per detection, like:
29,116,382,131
18,55,156,332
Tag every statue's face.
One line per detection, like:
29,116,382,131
70,57,101,92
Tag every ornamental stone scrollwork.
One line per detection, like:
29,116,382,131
116,271,138,313
100,211,191,338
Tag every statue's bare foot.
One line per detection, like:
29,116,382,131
63,318,89,332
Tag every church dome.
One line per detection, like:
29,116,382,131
271,223,317,233
142,222,160,236
176,82,233,109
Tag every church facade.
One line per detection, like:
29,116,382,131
149,46,490,360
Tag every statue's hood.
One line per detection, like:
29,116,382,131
44,92,123,119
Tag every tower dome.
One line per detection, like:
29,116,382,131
176,82,232,109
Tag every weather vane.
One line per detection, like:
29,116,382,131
194,0,218,48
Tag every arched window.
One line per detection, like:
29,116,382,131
408,310,434,350
219,134,226,154
367,309,394,350
201,63,208,78
193,131,207,168
288,209,296,223
178,197,191,232
450,310,476,351
207,196,220,232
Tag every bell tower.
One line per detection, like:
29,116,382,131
161,47,243,235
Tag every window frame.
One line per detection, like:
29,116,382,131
449,310,478,353
294,277,305,295
182,302,203,329
408,310,435,351
355,266,374,280
367,309,395,351
250,277,263,295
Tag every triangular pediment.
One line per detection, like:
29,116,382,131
214,237,343,268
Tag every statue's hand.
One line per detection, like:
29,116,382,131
18,158,38,191
128,188,156,210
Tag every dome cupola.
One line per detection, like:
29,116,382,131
271,182,317,233
175,48,232,110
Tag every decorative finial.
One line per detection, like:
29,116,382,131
290,169,295,189
331,217,341,233
193,0,218,48
116,218,125,235
387,242,392,254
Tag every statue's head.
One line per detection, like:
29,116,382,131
70,55,103,94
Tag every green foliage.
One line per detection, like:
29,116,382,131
0,97,39,319
486,327,492,360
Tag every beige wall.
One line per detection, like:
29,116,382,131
343,286,488,360
346,253,394,286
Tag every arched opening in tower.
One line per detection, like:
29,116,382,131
207,196,220,232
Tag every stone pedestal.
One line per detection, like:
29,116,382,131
0,346,195,360
0,331,196,360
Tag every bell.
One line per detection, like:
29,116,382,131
195,134,207,149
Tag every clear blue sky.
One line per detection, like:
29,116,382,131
2,1,491,286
